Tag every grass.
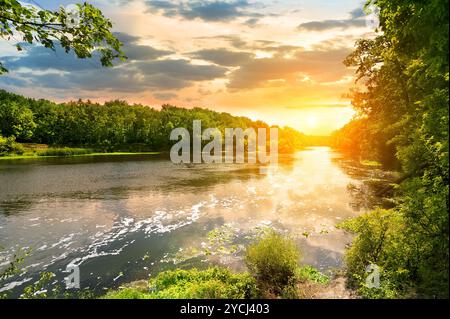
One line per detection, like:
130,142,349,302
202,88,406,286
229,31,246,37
296,266,330,284
102,265,331,299
83,152,160,156
102,230,329,300
0,148,160,160
37,147,94,157
103,267,259,299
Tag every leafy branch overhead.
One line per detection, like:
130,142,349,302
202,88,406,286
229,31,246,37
0,0,126,74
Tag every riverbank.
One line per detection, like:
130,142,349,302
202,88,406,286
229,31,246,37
0,148,161,160
102,268,357,299
101,243,357,300
101,232,357,300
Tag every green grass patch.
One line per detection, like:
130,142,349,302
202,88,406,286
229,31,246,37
83,151,160,156
37,147,94,157
296,266,330,284
103,267,259,299
0,150,160,160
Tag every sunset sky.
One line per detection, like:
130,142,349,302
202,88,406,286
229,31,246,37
0,0,377,135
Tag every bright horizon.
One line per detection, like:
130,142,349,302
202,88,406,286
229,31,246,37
0,0,375,135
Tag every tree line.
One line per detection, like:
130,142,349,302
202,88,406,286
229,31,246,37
0,89,308,154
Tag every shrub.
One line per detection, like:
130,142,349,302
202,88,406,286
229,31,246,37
296,266,330,284
338,208,413,298
104,267,258,299
0,135,25,156
245,230,299,297
102,287,150,299
0,101,36,140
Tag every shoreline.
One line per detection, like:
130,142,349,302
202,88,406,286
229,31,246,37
0,151,161,161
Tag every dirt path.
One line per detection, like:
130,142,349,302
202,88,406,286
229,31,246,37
299,276,358,299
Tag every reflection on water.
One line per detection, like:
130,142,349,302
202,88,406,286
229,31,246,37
0,147,394,296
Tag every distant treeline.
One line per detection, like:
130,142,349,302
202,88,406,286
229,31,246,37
0,89,317,154
330,117,398,167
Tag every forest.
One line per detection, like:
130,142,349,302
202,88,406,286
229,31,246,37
0,89,309,156
331,0,448,298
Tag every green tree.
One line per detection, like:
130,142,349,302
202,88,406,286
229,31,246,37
338,0,449,298
0,101,36,140
0,0,125,74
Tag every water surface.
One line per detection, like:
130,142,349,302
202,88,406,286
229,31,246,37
0,147,392,296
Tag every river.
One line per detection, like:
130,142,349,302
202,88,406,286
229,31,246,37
0,147,393,297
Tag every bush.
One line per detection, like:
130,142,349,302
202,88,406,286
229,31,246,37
37,147,92,157
0,135,25,156
102,287,150,299
245,230,299,297
338,208,413,298
104,267,259,299
296,266,330,284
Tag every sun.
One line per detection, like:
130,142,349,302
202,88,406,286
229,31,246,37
305,116,319,128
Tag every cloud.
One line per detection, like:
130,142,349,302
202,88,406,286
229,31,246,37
1,45,99,72
0,75,29,87
227,47,352,90
16,58,226,92
144,0,260,22
243,17,259,27
153,92,178,100
192,36,303,55
297,6,368,31
0,34,228,93
194,35,248,48
255,44,303,54
1,31,352,95
124,45,173,61
190,48,254,66
286,103,351,109
350,7,365,19
113,32,141,44
143,0,178,15
136,59,227,81
114,32,173,61
297,19,366,31
1,32,174,73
